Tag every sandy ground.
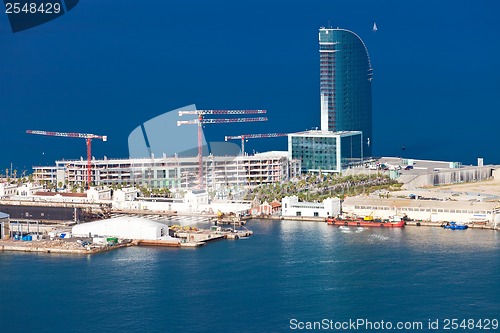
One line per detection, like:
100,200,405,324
433,179,500,195
389,179,500,202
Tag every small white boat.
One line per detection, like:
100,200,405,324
372,22,378,32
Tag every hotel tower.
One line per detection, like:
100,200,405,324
319,27,373,156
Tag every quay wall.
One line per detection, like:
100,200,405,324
250,216,498,230
341,196,500,224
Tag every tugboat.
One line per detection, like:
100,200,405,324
327,215,405,228
443,221,468,230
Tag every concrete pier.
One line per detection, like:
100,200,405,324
405,221,498,230
0,239,131,254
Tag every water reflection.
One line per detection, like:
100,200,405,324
402,227,499,253
274,219,498,253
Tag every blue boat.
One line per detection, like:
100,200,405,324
443,222,468,230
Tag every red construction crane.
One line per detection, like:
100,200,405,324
26,130,107,190
177,110,267,187
224,133,289,155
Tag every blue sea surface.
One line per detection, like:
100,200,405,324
1,220,499,333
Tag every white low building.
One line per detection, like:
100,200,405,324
113,187,139,202
282,196,341,218
72,216,179,242
0,183,17,198
184,190,209,207
111,188,249,214
342,197,500,224
16,183,43,197
87,187,112,201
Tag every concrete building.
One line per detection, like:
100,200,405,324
282,196,341,218
33,152,300,190
184,190,209,209
342,197,500,224
0,183,17,198
288,130,363,173
72,216,180,242
319,27,373,156
16,183,43,197
87,187,112,201
375,157,494,189
111,188,249,214
0,211,9,239
112,187,139,203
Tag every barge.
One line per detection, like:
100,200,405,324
327,215,405,228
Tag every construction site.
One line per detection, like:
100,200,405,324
0,102,498,246
26,108,303,192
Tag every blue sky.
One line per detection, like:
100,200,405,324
1,0,499,173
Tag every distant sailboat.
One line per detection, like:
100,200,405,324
372,22,378,32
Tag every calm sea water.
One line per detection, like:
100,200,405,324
1,220,499,333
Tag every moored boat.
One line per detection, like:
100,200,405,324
327,215,405,228
443,221,468,230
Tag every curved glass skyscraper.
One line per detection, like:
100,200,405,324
319,28,373,156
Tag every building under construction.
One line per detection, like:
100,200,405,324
33,152,301,190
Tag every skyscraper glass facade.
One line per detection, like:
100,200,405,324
290,136,338,172
288,131,363,173
319,28,373,156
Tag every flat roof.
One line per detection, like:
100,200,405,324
253,151,288,158
288,130,362,137
377,157,483,177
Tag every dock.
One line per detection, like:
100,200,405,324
0,239,132,254
252,215,499,230
0,223,254,255
405,221,498,230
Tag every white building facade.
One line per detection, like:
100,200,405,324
342,197,500,224
16,183,43,197
282,196,341,218
0,183,18,198
33,153,301,190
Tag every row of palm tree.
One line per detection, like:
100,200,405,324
137,186,171,198
245,172,401,203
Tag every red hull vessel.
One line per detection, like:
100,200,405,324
327,217,405,228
